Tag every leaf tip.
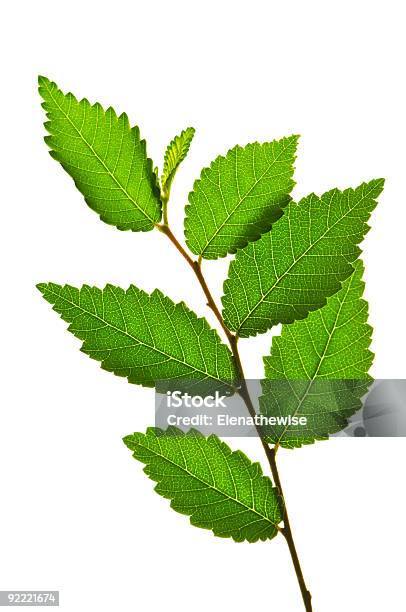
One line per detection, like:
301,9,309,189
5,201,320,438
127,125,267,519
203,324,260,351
375,177,386,192
36,282,47,294
38,74,50,87
122,434,136,450
38,75,55,99
289,133,301,144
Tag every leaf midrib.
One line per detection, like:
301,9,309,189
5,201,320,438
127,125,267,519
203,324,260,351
272,272,353,444
136,438,280,529
235,185,375,335
44,286,234,387
44,80,157,224
199,141,294,257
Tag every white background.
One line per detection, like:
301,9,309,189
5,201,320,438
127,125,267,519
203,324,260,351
1,1,405,610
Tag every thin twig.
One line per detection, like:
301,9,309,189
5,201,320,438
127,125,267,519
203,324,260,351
157,221,313,612
229,336,312,611
157,224,233,342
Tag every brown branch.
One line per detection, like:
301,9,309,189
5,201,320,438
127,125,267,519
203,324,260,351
157,224,233,343
157,222,313,612
229,336,312,611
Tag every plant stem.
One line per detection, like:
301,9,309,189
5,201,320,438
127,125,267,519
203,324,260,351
157,222,313,612
157,224,234,343
229,336,312,612
161,191,170,226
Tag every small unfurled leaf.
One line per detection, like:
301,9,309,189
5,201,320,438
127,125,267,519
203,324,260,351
124,427,283,542
37,283,237,393
184,136,298,259
39,76,161,231
260,261,373,448
222,179,384,337
161,127,195,193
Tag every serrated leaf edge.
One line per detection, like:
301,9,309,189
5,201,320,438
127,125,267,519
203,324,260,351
36,282,237,389
262,261,374,448
38,75,162,231
184,135,299,259
124,426,283,542
222,179,385,338
162,127,195,191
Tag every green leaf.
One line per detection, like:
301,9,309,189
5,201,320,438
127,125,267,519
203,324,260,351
124,427,283,542
222,179,384,337
37,283,237,393
161,127,195,193
260,261,373,448
184,136,298,259
39,76,161,231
